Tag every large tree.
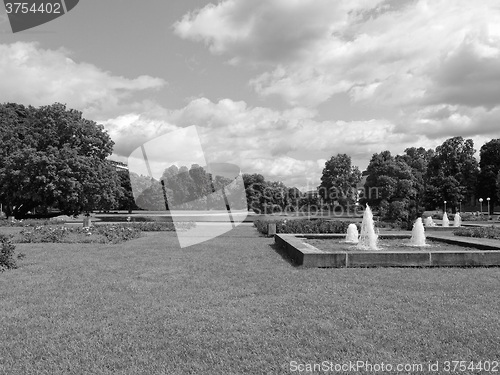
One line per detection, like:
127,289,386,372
425,136,478,212
477,139,500,213
319,154,361,208
0,102,121,218
364,150,418,227
396,147,434,216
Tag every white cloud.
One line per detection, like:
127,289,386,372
105,97,435,189
0,42,166,117
174,0,500,116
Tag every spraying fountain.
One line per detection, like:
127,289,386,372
442,212,450,227
408,218,429,247
424,216,436,227
357,204,379,250
345,223,359,243
453,212,462,227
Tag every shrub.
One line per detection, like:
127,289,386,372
453,226,500,239
254,218,353,235
17,224,142,244
459,212,487,222
126,221,195,231
0,218,66,227
374,221,401,229
0,234,19,270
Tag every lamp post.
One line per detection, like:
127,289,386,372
479,198,483,216
487,197,491,219
459,200,462,213
444,201,447,213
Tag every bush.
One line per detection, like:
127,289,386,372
374,221,401,230
0,218,66,227
459,212,487,222
17,224,142,244
254,218,353,235
453,226,500,239
0,234,19,271
126,221,195,231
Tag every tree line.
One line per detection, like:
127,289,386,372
0,102,310,217
318,137,500,228
3,102,499,221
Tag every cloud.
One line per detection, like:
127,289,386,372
175,0,500,112
105,97,432,189
422,32,500,109
0,42,166,117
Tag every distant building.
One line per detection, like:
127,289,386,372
305,190,319,199
108,160,128,172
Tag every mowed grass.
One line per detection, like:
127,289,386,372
1,225,499,374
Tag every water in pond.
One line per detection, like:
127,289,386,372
303,238,480,253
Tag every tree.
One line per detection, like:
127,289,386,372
319,154,361,209
396,147,434,217
425,136,478,212
0,102,121,218
477,139,500,214
243,173,267,213
116,170,140,213
135,182,167,211
364,151,418,227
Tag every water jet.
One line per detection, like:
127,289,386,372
408,218,429,247
442,213,450,227
357,204,379,250
345,223,359,243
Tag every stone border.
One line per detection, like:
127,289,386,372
274,233,500,268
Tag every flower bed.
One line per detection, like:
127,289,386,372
0,218,66,227
454,226,500,240
17,224,142,244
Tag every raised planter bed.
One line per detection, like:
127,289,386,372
275,233,500,268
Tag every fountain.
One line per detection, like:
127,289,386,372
345,223,359,243
357,204,379,250
408,218,429,247
442,212,450,227
453,212,462,227
424,216,436,227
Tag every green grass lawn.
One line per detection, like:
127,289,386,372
1,226,499,374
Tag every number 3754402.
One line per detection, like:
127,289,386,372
5,2,62,14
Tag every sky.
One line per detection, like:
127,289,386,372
1,0,500,191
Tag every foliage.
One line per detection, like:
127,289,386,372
396,147,434,215
134,182,167,211
116,169,141,213
363,151,418,228
425,136,478,211
0,234,20,270
0,103,121,218
125,221,196,232
243,173,312,214
319,154,361,207
477,139,500,213
0,218,66,227
133,164,247,211
243,173,268,213
17,224,142,244
254,218,353,235
453,226,500,240
456,212,487,222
